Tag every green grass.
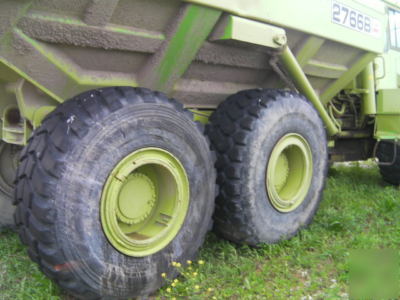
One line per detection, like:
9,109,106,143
0,164,399,299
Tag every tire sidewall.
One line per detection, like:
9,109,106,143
244,96,327,243
55,102,214,297
0,143,20,227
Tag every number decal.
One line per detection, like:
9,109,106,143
332,1,381,38
365,17,371,33
349,11,357,28
357,14,364,31
333,3,341,22
342,7,349,24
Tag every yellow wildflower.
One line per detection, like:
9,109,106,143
195,285,200,290
193,272,198,276
166,288,171,293
198,260,205,265
173,279,179,283
161,273,166,278
187,260,192,265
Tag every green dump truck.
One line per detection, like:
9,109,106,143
0,0,399,298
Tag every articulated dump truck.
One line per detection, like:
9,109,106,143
0,0,399,298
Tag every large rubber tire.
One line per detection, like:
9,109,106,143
14,87,216,299
0,142,20,228
208,89,328,245
377,141,400,185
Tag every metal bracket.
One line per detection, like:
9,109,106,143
374,56,386,80
269,54,297,92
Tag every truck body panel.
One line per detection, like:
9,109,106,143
0,0,399,148
186,0,387,52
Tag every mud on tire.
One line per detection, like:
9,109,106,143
14,87,216,299
0,142,21,228
208,89,328,245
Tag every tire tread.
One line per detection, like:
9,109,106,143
14,87,215,299
208,89,326,245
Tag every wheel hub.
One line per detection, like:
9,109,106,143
101,148,190,257
266,133,313,213
116,173,156,225
273,153,289,192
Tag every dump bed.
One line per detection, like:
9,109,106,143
0,0,388,134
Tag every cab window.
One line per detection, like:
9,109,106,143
389,8,400,49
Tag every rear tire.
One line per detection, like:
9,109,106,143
377,141,400,185
208,89,328,245
14,87,216,299
0,142,20,228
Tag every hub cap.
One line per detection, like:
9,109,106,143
101,148,189,257
266,134,313,213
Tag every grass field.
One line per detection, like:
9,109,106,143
0,164,399,299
